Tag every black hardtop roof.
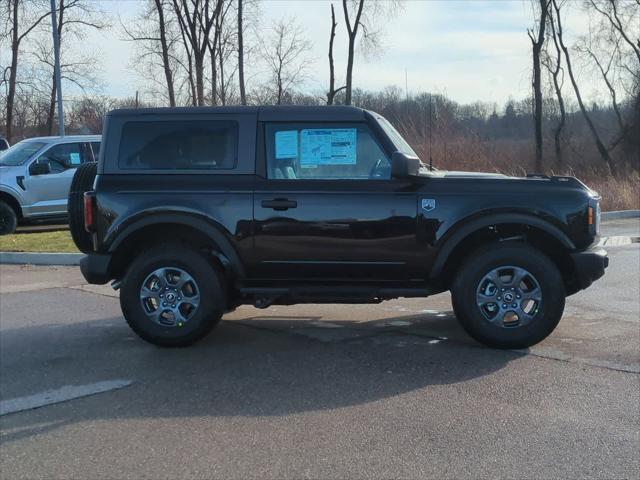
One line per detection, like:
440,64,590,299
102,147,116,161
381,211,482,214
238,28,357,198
107,105,371,122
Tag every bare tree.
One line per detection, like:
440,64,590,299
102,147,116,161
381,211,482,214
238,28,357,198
579,0,639,158
327,3,345,105
172,0,222,106
528,0,550,172
552,0,616,175
341,0,364,105
590,0,640,65
543,6,566,167
3,0,51,142
123,0,182,106
340,0,400,105
154,0,176,106
237,0,246,105
260,18,311,105
207,0,235,105
38,0,106,134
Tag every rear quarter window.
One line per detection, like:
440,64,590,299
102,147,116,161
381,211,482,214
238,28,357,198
118,120,238,170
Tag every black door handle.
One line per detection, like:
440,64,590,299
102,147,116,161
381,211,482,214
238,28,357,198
261,198,297,211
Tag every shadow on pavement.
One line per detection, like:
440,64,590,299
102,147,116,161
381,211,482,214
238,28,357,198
0,310,525,442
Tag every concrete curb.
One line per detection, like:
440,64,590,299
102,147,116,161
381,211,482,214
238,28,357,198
0,252,82,266
602,210,640,220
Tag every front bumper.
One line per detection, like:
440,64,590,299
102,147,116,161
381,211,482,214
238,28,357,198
570,246,608,292
80,253,112,285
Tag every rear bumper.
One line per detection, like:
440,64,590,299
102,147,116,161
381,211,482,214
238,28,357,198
80,253,112,285
570,247,608,291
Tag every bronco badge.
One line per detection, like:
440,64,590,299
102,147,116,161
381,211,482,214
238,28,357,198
421,198,436,212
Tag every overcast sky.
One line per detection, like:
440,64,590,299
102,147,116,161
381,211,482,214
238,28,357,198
85,0,599,106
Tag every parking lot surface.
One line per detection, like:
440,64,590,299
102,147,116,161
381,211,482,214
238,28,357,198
0,220,638,479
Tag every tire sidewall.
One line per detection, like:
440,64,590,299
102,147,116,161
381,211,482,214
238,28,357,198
68,162,97,253
0,201,17,235
120,247,225,346
452,244,565,349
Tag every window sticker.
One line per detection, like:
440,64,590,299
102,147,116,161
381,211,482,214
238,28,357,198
275,130,298,159
300,129,356,168
69,152,81,165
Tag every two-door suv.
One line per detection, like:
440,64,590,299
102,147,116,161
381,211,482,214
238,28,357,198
71,106,608,349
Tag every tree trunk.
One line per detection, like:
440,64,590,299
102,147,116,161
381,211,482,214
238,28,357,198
345,34,355,105
216,12,225,106
529,0,549,173
194,52,205,106
548,8,565,168
327,4,337,105
46,0,65,135
210,47,218,105
237,0,246,105
6,0,20,142
154,0,176,107
342,0,365,106
47,74,57,135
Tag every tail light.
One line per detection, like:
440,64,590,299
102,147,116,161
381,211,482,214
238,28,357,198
84,192,96,232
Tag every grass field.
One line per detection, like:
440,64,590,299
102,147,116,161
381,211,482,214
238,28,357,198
0,231,78,253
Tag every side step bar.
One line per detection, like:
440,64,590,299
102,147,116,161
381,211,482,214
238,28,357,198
239,286,439,309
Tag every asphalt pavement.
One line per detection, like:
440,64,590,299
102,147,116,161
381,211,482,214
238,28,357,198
0,219,638,479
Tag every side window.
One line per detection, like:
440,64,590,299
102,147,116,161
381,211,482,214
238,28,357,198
265,123,391,180
118,120,237,170
35,142,83,173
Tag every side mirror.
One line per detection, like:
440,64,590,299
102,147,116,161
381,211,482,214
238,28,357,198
391,151,420,178
30,161,52,176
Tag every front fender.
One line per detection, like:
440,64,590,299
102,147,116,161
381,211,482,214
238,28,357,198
429,212,575,281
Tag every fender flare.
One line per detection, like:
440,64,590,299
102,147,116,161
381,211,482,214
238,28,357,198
108,212,246,279
429,213,575,281
0,186,23,217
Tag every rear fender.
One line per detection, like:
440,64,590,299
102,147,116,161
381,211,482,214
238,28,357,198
108,212,246,279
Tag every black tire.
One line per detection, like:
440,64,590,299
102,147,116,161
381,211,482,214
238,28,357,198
68,162,97,253
451,243,565,349
120,244,225,347
0,200,18,235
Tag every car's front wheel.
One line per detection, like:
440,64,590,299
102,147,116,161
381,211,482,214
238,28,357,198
451,243,565,349
120,244,225,347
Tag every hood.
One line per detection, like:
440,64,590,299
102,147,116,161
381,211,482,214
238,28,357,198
442,171,511,179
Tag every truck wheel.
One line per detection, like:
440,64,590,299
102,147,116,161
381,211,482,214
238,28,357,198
0,200,17,235
451,243,565,349
120,244,225,347
68,162,97,253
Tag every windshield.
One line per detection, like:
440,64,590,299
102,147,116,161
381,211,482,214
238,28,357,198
376,115,418,158
0,141,46,167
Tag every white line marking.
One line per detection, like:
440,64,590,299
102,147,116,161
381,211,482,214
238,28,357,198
0,380,133,416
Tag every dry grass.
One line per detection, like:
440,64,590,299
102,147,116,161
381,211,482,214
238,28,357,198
0,231,78,252
410,136,639,211
586,174,640,211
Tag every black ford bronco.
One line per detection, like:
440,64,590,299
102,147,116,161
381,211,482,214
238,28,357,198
70,106,608,349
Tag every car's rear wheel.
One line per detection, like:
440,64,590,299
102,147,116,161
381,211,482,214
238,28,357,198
120,244,225,347
68,162,97,253
0,200,17,235
451,243,565,349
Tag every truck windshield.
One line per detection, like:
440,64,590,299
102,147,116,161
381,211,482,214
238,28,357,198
376,116,418,158
0,141,46,166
